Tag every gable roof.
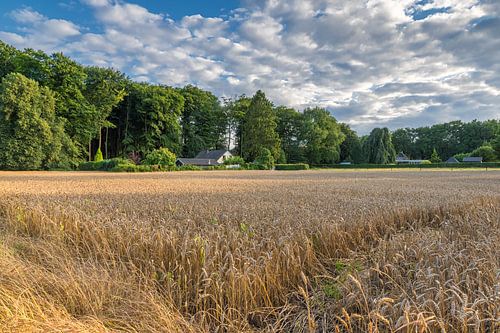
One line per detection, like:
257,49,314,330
463,156,483,162
396,152,409,161
195,150,231,160
445,157,459,163
176,158,220,166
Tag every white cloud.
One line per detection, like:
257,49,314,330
1,0,499,133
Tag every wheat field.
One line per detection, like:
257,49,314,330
0,170,499,332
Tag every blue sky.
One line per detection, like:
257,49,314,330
1,0,499,133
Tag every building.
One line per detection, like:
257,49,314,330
395,151,427,164
175,150,233,167
195,150,233,164
445,157,459,163
463,156,483,163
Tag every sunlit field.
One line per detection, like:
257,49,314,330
0,170,499,332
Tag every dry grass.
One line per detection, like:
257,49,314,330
0,170,499,332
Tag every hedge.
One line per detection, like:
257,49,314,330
312,162,500,169
275,163,310,170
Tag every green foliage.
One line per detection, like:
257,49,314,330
179,85,227,157
339,123,363,163
176,164,202,171
121,82,184,156
94,148,103,162
78,158,130,171
430,148,441,163
453,152,470,162
223,156,245,165
143,147,176,166
363,128,396,164
0,73,77,170
312,162,500,169
275,106,304,163
470,145,497,162
275,164,309,170
302,107,345,164
254,147,275,170
241,90,281,161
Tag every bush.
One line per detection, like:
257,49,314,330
224,156,245,165
470,145,497,162
94,148,103,162
143,148,176,166
453,153,470,162
254,148,274,170
176,165,202,171
275,163,310,170
78,158,131,171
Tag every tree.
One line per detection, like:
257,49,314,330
222,95,250,155
255,147,275,170
241,90,281,161
0,73,76,170
470,145,497,162
275,106,305,163
121,82,184,157
430,148,441,163
180,85,226,157
143,147,176,166
339,123,363,163
363,128,396,164
94,148,103,162
302,107,345,165
84,66,127,159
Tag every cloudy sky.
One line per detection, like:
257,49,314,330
0,0,499,133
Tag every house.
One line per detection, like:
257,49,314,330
195,150,232,164
395,151,426,164
175,150,233,167
445,157,459,163
463,156,483,163
339,161,352,165
396,152,409,162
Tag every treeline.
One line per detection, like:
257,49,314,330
0,41,499,170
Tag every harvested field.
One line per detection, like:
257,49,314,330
0,170,499,332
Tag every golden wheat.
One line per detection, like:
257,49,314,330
0,170,499,332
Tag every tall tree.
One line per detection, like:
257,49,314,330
84,66,127,159
222,95,250,155
241,90,281,161
275,106,305,163
121,82,184,157
0,73,77,170
302,107,345,164
363,127,396,164
179,85,226,157
339,123,363,163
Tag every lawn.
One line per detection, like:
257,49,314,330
0,170,499,332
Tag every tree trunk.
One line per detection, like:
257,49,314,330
88,141,92,161
105,127,109,159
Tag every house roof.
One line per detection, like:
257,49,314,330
445,157,459,163
463,156,483,162
396,152,409,161
195,149,231,160
176,158,220,166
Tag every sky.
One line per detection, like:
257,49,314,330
0,0,499,133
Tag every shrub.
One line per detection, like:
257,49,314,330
78,158,131,171
224,156,245,165
470,145,497,162
94,148,103,162
143,148,176,166
453,153,470,162
254,148,274,170
275,163,310,170
176,165,202,171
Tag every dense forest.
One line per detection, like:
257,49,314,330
0,41,499,170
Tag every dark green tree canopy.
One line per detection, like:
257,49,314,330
241,90,281,161
363,127,396,164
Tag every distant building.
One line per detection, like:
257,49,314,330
195,150,233,164
445,157,459,163
463,156,483,163
340,161,352,165
175,150,233,167
395,151,426,164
